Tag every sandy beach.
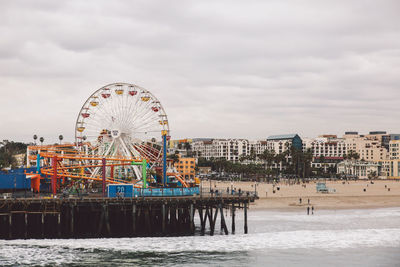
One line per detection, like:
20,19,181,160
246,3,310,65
203,180,400,211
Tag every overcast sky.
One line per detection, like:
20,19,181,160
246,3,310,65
1,0,399,143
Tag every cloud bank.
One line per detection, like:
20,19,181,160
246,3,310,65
0,0,399,143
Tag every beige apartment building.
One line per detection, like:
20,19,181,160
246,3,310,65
343,132,388,161
379,140,400,179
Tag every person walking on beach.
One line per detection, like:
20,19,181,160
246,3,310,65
312,206,314,215
307,206,310,215
308,198,310,205
299,198,302,204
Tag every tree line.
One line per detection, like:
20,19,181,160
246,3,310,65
197,146,362,179
0,141,27,169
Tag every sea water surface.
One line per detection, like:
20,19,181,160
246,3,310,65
1,207,400,266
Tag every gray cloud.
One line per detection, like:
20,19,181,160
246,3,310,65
0,0,399,143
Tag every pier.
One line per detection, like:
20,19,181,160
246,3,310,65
0,193,256,239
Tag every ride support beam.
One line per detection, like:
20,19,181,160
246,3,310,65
142,159,147,189
131,159,147,188
51,156,58,195
162,133,167,186
36,153,43,174
102,158,106,197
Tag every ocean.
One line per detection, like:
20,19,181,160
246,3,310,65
1,207,399,266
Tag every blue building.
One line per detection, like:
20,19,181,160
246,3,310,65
0,168,35,192
267,134,303,152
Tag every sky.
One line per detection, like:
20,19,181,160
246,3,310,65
0,0,399,144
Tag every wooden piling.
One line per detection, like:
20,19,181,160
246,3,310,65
198,207,205,234
41,212,45,238
104,204,111,235
210,206,219,236
189,203,194,233
162,203,166,234
70,204,74,236
244,202,248,234
144,206,151,234
219,204,228,235
132,204,136,235
24,212,28,239
206,206,212,230
57,213,61,238
9,213,12,239
98,205,104,235
231,203,236,234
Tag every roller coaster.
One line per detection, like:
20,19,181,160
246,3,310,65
25,83,196,196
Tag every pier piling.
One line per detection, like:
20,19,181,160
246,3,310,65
244,202,248,234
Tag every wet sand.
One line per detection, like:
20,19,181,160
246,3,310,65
203,180,400,210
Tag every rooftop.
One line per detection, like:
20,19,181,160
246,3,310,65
267,134,299,140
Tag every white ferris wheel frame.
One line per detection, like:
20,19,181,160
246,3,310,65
74,82,170,181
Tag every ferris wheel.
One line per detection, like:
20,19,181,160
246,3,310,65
75,82,169,180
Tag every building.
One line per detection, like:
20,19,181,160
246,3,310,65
192,135,302,166
302,135,346,169
389,139,400,160
168,139,193,156
380,140,400,179
249,140,268,156
198,167,211,175
174,156,196,179
192,139,250,162
337,160,381,179
343,132,388,161
266,134,302,154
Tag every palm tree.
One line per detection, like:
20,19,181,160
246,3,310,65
319,155,327,174
260,149,275,176
39,137,44,146
275,153,285,173
303,148,313,178
33,134,38,145
59,135,63,144
248,147,256,162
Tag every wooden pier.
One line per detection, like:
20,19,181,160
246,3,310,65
0,194,256,239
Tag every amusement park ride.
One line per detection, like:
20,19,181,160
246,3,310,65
25,83,198,197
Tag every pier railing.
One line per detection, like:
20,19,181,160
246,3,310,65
4,186,258,199
198,187,258,199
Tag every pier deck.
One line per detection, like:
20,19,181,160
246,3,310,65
0,194,257,239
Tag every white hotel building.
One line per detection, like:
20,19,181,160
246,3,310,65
192,139,250,162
